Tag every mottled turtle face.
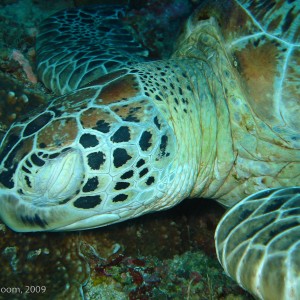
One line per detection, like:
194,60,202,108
0,72,178,232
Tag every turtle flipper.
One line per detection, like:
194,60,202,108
36,5,148,95
215,187,300,300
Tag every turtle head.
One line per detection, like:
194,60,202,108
0,69,197,232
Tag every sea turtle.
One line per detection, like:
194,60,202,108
0,1,299,299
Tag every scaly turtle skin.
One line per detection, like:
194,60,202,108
0,1,299,299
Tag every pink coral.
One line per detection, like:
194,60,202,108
11,49,37,84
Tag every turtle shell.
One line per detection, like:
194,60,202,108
196,0,299,136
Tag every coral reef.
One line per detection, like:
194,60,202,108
0,228,89,299
0,199,252,299
79,199,252,299
126,0,202,58
10,49,37,83
0,71,48,127
0,0,56,127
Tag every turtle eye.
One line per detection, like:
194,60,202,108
17,149,85,207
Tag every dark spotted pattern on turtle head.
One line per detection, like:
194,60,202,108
0,66,183,231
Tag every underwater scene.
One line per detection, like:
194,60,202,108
0,1,252,299
1,0,299,299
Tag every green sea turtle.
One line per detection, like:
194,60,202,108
0,1,299,299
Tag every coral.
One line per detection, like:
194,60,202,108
126,0,202,58
0,72,49,126
0,228,89,299
0,0,53,128
10,49,37,83
0,198,251,299
77,199,252,299
0,0,74,28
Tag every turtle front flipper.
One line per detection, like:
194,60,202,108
215,187,300,300
36,5,148,95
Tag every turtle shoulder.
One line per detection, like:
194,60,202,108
177,0,300,145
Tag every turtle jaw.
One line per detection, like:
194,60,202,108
0,158,196,233
0,182,185,232
0,189,99,232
